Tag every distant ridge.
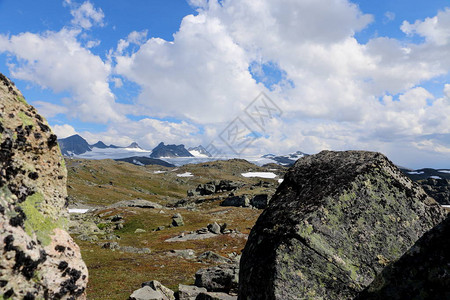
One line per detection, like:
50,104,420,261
150,142,194,158
58,134,91,156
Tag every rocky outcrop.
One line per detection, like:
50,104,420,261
356,215,450,300
238,150,446,300
420,177,450,205
195,263,239,294
0,73,88,298
188,181,243,197
129,280,174,300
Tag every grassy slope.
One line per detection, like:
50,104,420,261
67,158,286,299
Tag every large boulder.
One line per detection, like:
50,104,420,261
0,73,88,298
238,150,446,300
356,215,450,300
195,263,239,293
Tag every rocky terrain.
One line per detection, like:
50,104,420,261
239,151,446,300
0,73,88,299
64,157,284,299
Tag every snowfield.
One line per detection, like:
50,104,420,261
177,172,194,177
241,172,277,179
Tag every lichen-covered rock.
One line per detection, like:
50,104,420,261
0,73,88,299
420,177,450,205
356,215,450,300
238,150,446,300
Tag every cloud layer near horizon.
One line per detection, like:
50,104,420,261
1,0,450,168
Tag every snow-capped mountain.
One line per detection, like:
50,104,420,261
58,134,148,159
150,142,194,158
259,151,309,166
188,145,212,157
58,134,92,156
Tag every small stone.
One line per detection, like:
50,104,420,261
135,228,146,233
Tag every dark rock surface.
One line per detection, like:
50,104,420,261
150,142,193,158
356,215,450,300
0,73,88,299
58,134,92,156
419,178,450,205
195,263,239,293
238,150,446,300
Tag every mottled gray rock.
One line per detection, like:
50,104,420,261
420,177,450,205
168,249,196,259
198,251,231,264
109,199,163,209
176,284,207,300
172,213,185,227
141,280,175,300
356,215,450,300
196,292,237,300
220,195,250,208
129,286,164,300
195,264,239,293
0,73,88,299
207,222,221,234
239,150,447,300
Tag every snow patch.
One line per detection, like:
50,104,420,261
68,208,90,214
430,176,442,179
407,171,424,175
278,179,284,183
153,171,166,174
241,172,277,179
438,170,450,174
177,172,194,177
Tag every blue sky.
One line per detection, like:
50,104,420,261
1,0,450,168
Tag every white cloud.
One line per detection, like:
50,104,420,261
52,124,78,139
0,28,122,123
33,101,69,118
401,8,450,46
67,1,105,30
3,0,450,168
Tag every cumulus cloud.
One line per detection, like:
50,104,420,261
65,0,105,30
52,124,78,139
401,8,450,46
3,0,450,167
0,28,122,123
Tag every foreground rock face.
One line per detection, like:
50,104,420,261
0,73,88,299
356,215,450,300
239,150,446,300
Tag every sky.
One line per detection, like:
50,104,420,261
1,0,450,168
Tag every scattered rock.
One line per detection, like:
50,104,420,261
141,280,175,300
207,222,221,234
101,242,120,250
129,286,165,300
172,213,185,227
77,234,99,242
188,181,243,197
109,199,163,209
0,73,88,299
120,246,151,254
220,195,250,208
168,249,196,259
420,177,450,205
176,284,207,300
195,264,239,293
239,150,447,300
156,226,165,231
198,251,231,264
135,228,147,233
